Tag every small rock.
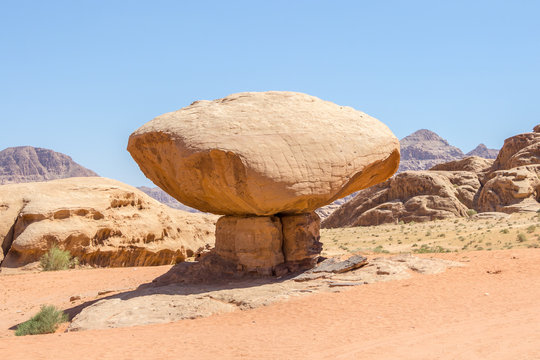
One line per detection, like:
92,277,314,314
98,290,113,296
70,295,81,302
312,255,368,274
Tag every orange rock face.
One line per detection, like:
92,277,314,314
128,91,399,216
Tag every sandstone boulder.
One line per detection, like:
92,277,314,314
0,177,216,268
128,91,399,216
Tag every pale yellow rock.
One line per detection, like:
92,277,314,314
128,91,400,216
214,216,284,273
0,177,217,268
281,212,321,263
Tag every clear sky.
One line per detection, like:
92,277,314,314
1,0,539,187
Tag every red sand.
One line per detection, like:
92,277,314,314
1,249,539,360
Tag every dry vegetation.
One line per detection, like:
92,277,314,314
320,213,540,257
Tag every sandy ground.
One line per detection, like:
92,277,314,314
1,248,539,359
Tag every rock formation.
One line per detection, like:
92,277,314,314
430,156,493,173
398,129,464,172
323,125,540,228
0,146,97,184
476,127,540,213
466,144,498,159
0,177,216,268
322,170,480,228
128,91,399,274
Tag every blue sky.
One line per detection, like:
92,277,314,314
1,0,539,186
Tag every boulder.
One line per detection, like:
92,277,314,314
127,91,399,216
128,91,399,272
0,177,216,268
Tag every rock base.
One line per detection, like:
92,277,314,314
213,212,322,275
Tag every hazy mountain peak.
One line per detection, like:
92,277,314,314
466,143,498,159
398,129,464,172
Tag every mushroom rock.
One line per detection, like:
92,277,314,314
128,91,400,273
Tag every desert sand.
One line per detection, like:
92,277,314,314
1,247,539,359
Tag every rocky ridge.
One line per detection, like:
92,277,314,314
323,126,540,228
0,146,97,184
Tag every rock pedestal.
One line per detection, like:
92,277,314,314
281,212,321,265
215,216,284,274
214,212,322,274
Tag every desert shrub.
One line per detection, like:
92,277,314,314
40,245,78,271
500,228,510,234
373,245,389,254
527,225,536,233
15,305,68,336
413,245,451,254
466,209,477,217
517,233,527,243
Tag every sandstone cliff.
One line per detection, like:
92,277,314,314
0,177,216,268
0,146,97,184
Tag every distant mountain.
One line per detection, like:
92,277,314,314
466,144,498,159
137,186,200,213
0,146,97,184
398,129,465,172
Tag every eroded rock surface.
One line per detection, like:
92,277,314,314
68,254,462,331
324,125,540,227
0,177,216,268
322,170,480,227
430,156,493,174
128,91,399,216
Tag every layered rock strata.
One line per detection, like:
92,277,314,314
128,91,399,273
